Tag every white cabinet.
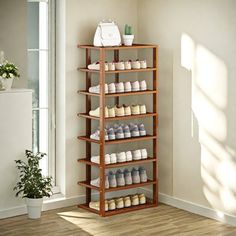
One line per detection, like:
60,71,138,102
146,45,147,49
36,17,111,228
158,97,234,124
0,89,32,217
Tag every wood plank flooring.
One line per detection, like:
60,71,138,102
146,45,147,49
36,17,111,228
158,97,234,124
0,203,236,236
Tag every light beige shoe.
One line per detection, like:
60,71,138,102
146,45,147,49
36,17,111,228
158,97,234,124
124,60,132,70
108,199,116,210
138,194,146,205
124,105,131,116
131,105,140,115
88,62,108,71
115,198,124,209
131,194,139,206
108,107,115,117
140,104,146,114
108,62,115,71
115,61,125,70
131,60,141,69
89,107,109,117
115,105,125,116
89,200,108,211
124,196,131,207
140,60,147,69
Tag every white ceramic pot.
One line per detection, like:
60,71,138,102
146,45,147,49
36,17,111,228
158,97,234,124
123,35,134,46
26,198,43,219
1,78,13,90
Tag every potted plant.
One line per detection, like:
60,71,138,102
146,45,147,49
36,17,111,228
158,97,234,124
123,24,134,46
0,60,20,90
14,150,52,219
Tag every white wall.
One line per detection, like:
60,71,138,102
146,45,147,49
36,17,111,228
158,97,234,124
138,0,236,217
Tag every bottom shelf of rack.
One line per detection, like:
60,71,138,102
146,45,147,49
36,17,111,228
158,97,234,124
78,198,157,216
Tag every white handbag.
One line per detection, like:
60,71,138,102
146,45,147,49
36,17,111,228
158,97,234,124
93,21,121,47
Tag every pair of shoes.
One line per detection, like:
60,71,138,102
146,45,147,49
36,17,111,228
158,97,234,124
131,167,148,183
129,123,147,137
89,200,109,211
88,80,147,94
115,60,147,70
88,62,109,71
90,129,109,140
132,149,148,160
131,104,146,115
90,175,110,189
130,193,146,205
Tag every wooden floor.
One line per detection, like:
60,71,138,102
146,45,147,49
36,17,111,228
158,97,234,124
0,204,236,236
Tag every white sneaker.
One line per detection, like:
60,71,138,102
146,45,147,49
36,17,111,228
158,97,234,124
116,198,124,209
126,151,132,161
88,62,108,71
108,83,116,93
139,193,146,204
131,195,139,206
89,107,109,118
140,104,146,114
124,60,132,70
108,107,115,117
90,176,109,189
131,105,140,115
108,199,116,210
124,81,132,92
141,149,148,159
110,153,117,164
90,154,110,164
117,152,126,163
132,149,142,160
108,62,115,71
115,82,124,93
124,196,131,207
89,201,108,211
115,105,125,117
139,80,147,91
124,105,131,116
89,84,108,94
131,60,141,69
131,81,140,91
115,61,125,70
140,60,147,69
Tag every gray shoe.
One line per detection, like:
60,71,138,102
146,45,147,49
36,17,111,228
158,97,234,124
139,166,148,182
138,123,146,136
131,167,141,184
123,125,131,138
108,128,115,140
130,124,140,137
115,126,124,139
116,169,125,186
124,168,132,185
108,171,117,188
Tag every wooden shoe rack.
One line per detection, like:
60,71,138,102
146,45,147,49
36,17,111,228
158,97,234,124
77,44,158,216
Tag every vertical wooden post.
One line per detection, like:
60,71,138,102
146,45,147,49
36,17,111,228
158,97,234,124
153,46,158,205
85,49,91,204
99,48,106,216
114,50,119,105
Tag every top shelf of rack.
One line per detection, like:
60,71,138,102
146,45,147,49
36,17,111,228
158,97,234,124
77,44,157,50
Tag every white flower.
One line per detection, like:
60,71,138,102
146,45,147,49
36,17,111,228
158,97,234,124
9,73,14,78
2,73,6,78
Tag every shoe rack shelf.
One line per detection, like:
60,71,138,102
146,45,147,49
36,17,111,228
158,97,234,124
77,44,158,217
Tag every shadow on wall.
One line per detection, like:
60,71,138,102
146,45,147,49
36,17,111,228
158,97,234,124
181,33,236,216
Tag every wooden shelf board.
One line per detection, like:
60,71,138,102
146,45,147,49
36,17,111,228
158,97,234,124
78,67,156,74
78,90,157,97
77,135,156,145
78,112,157,121
77,44,157,50
77,157,157,168
77,179,156,192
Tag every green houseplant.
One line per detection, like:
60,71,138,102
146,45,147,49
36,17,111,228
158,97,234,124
0,60,20,90
14,150,52,219
123,24,134,46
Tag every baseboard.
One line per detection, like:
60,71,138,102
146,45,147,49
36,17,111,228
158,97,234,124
138,187,236,227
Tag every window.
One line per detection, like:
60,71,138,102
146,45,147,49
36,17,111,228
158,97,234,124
27,0,56,181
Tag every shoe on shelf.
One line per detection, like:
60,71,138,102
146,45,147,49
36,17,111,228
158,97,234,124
124,81,132,92
124,196,131,207
131,168,141,184
88,62,108,71
116,169,125,186
139,193,146,204
139,104,147,114
108,62,115,71
138,123,146,136
90,175,109,188
124,169,132,185
90,154,110,164
123,125,131,138
115,61,125,70
139,80,147,91
107,128,116,140
140,149,148,159
131,81,140,91
90,129,109,140
139,166,148,182
140,60,147,69
131,60,141,69
115,105,125,117
131,105,140,115
89,200,108,211
115,126,125,139
124,105,131,116
131,194,139,206
110,153,117,163
132,149,142,160
108,199,116,210
89,106,109,118
115,82,125,93
125,150,132,161
117,152,126,163
108,107,115,117
108,171,117,188
116,198,124,209
108,83,116,93
130,124,140,137
89,84,108,94
124,60,132,70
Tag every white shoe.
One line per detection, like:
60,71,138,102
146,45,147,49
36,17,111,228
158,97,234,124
90,154,110,164
139,193,146,204
140,60,147,69
117,152,126,163
90,176,109,189
108,199,116,210
131,105,140,115
124,60,132,70
139,80,147,91
126,151,132,161
89,84,108,94
89,201,108,211
141,149,148,159
131,60,141,69
124,81,132,92
108,83,116,93
132,149,142,160
108,107,115,117
124,196,131,207
131,195,139,206
131,81,140,91
124,105,131,116
116,198,124,209
88,62,108,71
115,82,124,93
115,61,125,70
115,106,125,117
89,107,109,118
140,104,146,114
108,62,115,71
110,153,117,164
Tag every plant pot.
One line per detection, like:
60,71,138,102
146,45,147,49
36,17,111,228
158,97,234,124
26,198,43,219
123,35,134,46
1,78,14,90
